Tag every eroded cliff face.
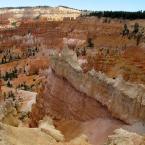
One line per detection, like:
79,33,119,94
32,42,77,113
29,48,145,145
30,68,112,125
1,6,80,20
49,48,145,124
30,49,125,145
30,68,124,145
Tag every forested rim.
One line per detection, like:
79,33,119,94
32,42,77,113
86,11,145,20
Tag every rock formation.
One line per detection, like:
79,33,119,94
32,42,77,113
38,116,64,142
0,6,81,24
104,129,145,145
30,67,112,125
30,49,123,145
0,120,91,145
50,48,145,124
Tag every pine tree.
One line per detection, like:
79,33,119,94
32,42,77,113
133,23,139,34
87,38,94,48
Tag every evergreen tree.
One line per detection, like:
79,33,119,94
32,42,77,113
7,80,12,87
133,23,139,34
87,38,94,48
122,24,129,36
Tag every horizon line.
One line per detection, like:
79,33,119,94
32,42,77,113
0,5,144,12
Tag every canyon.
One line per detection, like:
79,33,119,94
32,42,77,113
0,6,145,145
50,48,145,124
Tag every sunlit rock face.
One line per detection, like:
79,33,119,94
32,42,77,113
49,48,145,124
38,116,64,142
0,121,91,145
104,129,145,145
63,38,86,49
0,6,81,22
0,122,56,145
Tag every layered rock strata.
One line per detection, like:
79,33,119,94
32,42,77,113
30,68,112,126
50,48,145,124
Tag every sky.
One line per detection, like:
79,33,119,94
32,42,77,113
0,0,144,11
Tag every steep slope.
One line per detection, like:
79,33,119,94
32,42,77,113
0,122,56,145
30,68,123,145
30,49,125,145
50,48,145,124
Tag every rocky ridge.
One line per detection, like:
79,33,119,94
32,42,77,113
50,48,145,124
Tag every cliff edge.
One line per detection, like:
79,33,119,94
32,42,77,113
50,48,145,124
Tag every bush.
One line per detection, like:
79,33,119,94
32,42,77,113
11,22,17,27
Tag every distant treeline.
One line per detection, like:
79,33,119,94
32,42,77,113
88,11,145,20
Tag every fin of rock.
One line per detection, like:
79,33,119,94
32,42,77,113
50,48,145,124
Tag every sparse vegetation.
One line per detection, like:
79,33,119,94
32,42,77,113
87,38,94,48
11,22,17,27
121,22,144,46
122,24,129,36
3,69,18,81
